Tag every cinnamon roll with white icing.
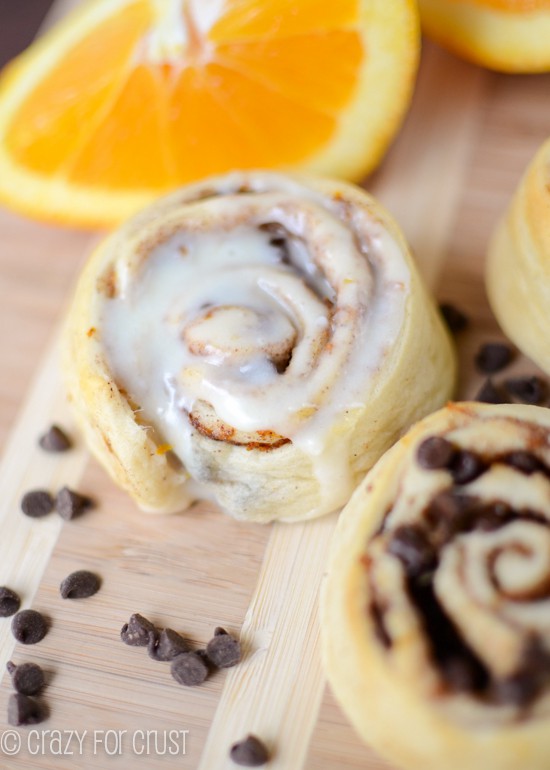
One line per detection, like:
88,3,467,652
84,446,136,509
323,402,550,770
63,171,455,522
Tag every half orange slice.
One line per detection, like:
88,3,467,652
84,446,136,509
0,0,419,227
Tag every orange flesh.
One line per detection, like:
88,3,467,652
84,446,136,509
6,2,154,175
462,0,550,10
6,0,362,191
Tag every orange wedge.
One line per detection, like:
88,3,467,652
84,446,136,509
0,0,419,228
419,0,550,72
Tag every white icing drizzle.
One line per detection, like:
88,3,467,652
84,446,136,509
100,176,410,513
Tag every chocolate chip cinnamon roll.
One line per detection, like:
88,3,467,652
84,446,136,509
63,171,455,522
323,402,550,770
487,137,550,375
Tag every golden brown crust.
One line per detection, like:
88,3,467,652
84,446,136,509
487,137,550,374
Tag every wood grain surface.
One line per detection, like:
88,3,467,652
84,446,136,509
1,2,550,769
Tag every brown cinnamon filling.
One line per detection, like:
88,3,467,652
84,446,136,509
367,446,550,707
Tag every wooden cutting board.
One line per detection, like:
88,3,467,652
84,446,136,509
2,2,550,768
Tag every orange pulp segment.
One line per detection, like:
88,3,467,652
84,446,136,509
0,0,419,226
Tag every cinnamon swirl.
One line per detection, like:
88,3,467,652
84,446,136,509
323,402,550,770
64,171,455,522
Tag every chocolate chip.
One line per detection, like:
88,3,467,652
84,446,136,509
195,649,212,668
474,502,514,532
148,629,190,661
21,490,54,518
489,673,541,707
425,491,476,544
387,525,435,577
0,587,21,617
441,657,483,693
230,735,269,767
120,613,156,646
170,652,209,686
56,487,93,520
206,632,241,668
416,437,455,470
439,303,469,334
7,662,45,695
60,570,100,599
474,343,514,374
504,376,548,405
7,694,45,726
475,378,507,404
426,490,466,521
449,451,485,484
11,610,47,645
38,425,71,452
503,451,545,475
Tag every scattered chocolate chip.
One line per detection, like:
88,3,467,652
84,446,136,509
214,626,228,636
474,342,514,374
206,632,241,668
0,587,21,617
475,378,507,404
387,525,435,577
195,649,212,668
149,628,190,661
439,303,469,334
7,662,45,695
8,694,45,726
55,487,93,520
230,735,269,767
120,613,156,647
416,436,455,470
60,570,100,599
21,490,54,518
504,376,548,405
11,610,48,645
503,451,545,475
38,425,71,452
449,450,485,484
170,652,209,686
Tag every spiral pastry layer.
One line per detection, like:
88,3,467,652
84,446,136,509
63,171,454,522
323,402,550,770
487,137,550,375
419,0,550,72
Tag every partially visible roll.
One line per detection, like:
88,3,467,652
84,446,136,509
487,138,550,375
323,401,550,770
419,0,550,72
63,171,455,522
